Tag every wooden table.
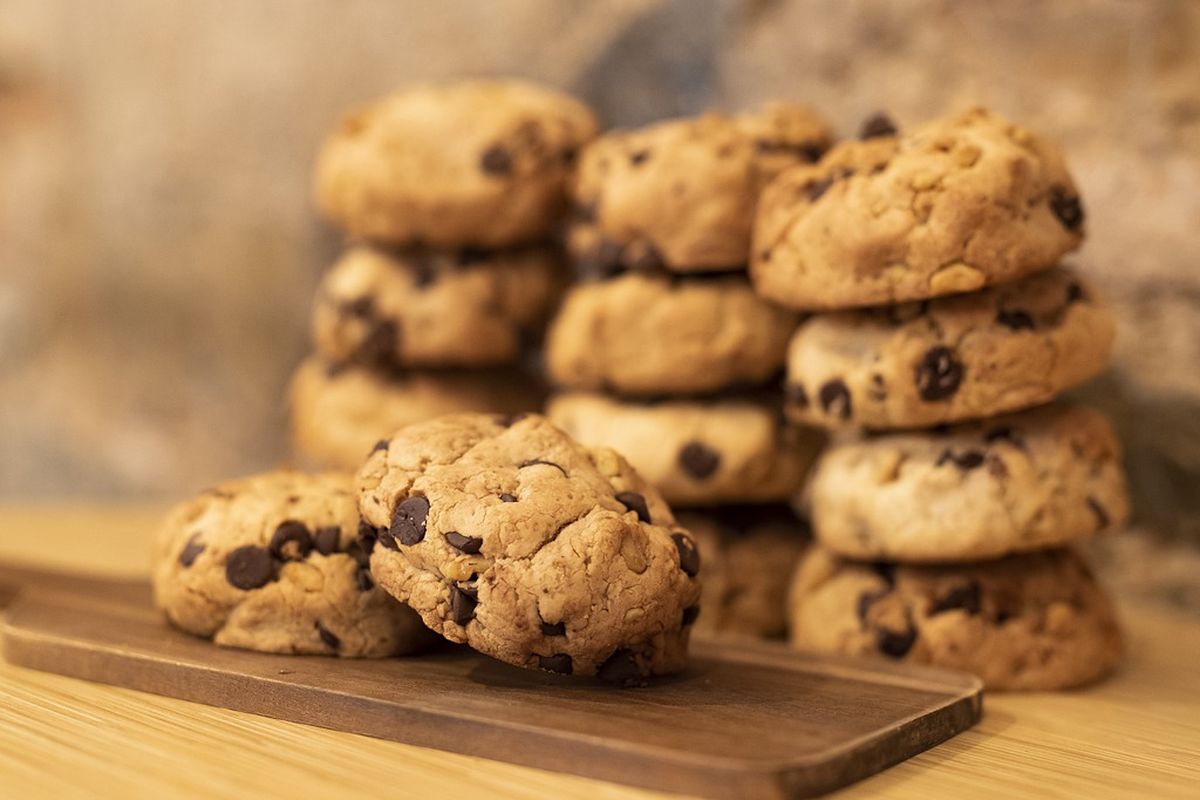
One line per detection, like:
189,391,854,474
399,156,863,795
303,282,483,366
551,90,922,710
1,505,1197,799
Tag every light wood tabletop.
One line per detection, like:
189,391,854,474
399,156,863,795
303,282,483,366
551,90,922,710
1,504,1197,800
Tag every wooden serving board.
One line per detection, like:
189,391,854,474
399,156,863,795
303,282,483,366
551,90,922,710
0,564,982,799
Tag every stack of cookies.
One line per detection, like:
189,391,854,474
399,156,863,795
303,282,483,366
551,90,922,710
755,108,1129,689
544,104,833,640
289,80,599,470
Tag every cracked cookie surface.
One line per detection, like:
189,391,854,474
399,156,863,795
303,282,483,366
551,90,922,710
315,79,597,248
288,358,546,471
544,272,798,396
678,505,809,639
546,391,822,506
312,245,563,369
787,546,1122,690
356,413,701,681
569,103,831,273
752,107,1084,310
152,470,430,657
784,268,1114,429
807,404,1129,562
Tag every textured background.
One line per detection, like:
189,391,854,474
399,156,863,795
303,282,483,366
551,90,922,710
2,0,1199,581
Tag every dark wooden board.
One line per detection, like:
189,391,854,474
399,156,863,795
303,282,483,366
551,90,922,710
0,565,982,799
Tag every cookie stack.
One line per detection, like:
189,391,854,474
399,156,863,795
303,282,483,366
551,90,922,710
754,108,1129,689
289,80,599,470
544,104,832,640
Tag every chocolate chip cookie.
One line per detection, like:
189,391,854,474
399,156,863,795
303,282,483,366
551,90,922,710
787,546,1122,690
312,245,563,369
569,103,832,273
356,413,701,682
315,79,597,248
753,107,1084,310
288,358,546,471
546,391,822,507
784,268,1114,429
544,271,798,396
807,404,1130,562
152,470,430,657
678,505,809,639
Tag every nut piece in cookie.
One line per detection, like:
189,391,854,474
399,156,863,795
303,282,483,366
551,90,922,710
807,403,1130,562
356,413,701,682
788,546,1122,690
570,102,832,274
784,268,1115,429
752,107,1085,310
314,79,598,248
151,470,430,657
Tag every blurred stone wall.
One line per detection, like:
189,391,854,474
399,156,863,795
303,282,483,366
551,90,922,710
1,0,1198,554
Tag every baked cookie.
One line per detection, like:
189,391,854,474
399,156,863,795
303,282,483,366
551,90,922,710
569,103,832,273
787,546,1122,690
546,391,822,506
752,107,1084,310
288,357,545,471
315,79,597,248
312,245,563,369
807,404,1129,562
784,268,1114,429
678,505,809,639
544,272,798,396
356,413,701,682
152,471,430,657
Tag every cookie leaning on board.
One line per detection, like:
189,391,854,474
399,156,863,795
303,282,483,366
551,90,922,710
357,413,702,684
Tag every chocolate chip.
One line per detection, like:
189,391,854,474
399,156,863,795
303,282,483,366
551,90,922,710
996,309,1035,330
671,532,700,577
178,534,205,567
444,531,483,554
875,626,917,658
1049,186,1084,231
786,382,810,409
499,493,518,503
357,319,398,366
540,620,566,636
347,538,372,569
1066,282,1086,304
681,605,701,626
805,176,833,201
377,527,399,550
450,585,477,625
983,426,1024,448
370,439,389,454
859,112,897,139
355,568,374,592
615,491,651,523
679,441,720,479
455,247,489,267
628,149,650,166
357,519,379,554
391,495,430,545
344,296,374,317
538,653,573,674
914,346,964,401
480,144,513,175
313,527,341,556
225,546,275,590
935,449,985,470
269,521,313,561
518,459,568,477
818,379,853,420
1087,496,1111,529
986,454,1009,479
315,622,340,652
596,648,643,685
871,562,896,586
929,581,982,616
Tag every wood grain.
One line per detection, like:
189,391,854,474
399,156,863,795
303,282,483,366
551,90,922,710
0,569,980,800
1,505,1198,800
